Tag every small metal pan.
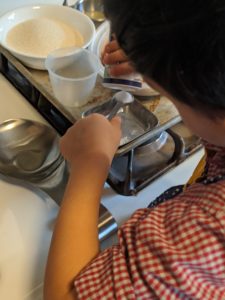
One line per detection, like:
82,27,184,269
83,97,159,147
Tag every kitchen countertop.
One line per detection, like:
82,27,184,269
0,73,204,299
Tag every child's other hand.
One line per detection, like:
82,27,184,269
102,39,135,76
60,113,121,168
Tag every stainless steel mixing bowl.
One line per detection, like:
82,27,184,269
0,119,63,182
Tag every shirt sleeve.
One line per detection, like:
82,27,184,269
74,190,225,300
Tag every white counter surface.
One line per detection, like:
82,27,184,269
0,74,204,299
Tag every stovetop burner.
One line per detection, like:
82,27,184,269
108,122,202,195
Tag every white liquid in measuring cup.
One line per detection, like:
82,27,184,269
55,64,92,78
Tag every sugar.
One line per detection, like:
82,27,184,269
6,18,84,57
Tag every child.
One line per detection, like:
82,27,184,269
44,1,225,299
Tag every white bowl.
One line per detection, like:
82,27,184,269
0,5,95,69
0,0,65,17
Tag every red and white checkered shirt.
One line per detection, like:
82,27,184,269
74,144,225,299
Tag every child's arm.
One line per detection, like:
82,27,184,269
44,114,121,300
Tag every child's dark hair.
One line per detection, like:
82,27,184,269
103,0,225,117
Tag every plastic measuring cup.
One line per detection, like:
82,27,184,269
45,47,101,107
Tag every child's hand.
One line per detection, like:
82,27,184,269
60,113,121,168
102,39,135,76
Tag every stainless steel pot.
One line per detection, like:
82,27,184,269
75,0,105,22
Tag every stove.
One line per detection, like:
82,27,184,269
0,45,203,193
0,45,203,237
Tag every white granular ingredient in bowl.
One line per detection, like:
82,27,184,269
6,18,84,57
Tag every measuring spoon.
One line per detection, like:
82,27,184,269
108,91,134,120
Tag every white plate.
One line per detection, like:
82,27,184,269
0,176,58,300
90,21,159,97
0,0,65,17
